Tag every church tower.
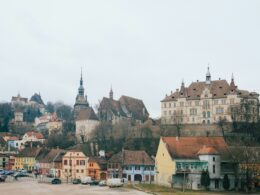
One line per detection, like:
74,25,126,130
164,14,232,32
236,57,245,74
74,69,89,118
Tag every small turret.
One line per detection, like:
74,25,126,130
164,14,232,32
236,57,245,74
206,67,211,84
109,86,113,100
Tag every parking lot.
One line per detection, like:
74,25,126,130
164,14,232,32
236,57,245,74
0,177,149,195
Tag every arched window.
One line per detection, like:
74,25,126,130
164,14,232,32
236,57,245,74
207,120,210,124
202,120,206,124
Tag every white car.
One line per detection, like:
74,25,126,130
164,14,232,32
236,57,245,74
81,176,93,185
107,178,123,187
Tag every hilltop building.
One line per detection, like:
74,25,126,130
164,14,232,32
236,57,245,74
98,88,149,124
73,70,89,119
75,108,99,142
161,68,259,125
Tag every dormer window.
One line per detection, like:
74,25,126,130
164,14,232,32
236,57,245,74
193,88,196,91
219,86,223,89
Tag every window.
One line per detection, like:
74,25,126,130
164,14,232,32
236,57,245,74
180,102,184,107
164,103,166,108
76,160,79,165
213,157,215,162
195,101,200,106
145,175,149,181
214,100,218,105
81,170,84,173
203,111,206,118
135,166,140,170
216,107,224,114
188,101,192,106
69,160,72,166
174,103,176,107
65,169,67,173
221,99,226,104
76,169,79,173
169,110,171,115
64,160,68,165
230,99,235,104
169,103,171,108
207,120,210,124
207,111,210,118
190,108,197,115
164,111,167,116
213,165,215,174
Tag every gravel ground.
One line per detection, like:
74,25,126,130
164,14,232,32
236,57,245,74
0,177,149,195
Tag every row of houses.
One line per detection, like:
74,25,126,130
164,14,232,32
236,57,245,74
1,135,258,191
1,145,155,183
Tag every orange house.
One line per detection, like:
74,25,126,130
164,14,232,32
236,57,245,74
88,157,107,180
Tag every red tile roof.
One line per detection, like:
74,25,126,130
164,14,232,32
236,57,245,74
25,131,44,139
162,79,259,102
162,136,228,159
109,150,154,166
197,146,219,155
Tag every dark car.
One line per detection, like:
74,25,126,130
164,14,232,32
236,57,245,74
0,175,7,182
90,180,99,186
72,179,81,184
51,178,61,184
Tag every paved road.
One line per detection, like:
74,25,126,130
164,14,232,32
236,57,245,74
0,178,149,195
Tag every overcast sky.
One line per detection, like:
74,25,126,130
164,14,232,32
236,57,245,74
0,0,260,118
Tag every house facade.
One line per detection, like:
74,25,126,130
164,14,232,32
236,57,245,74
155,137,236,191
108,150,155,183
61,146,88,181
14,147,42,171
161,68,259,125
88,157,107,180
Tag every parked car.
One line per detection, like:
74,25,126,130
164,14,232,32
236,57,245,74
107,178,123,188
81,176,93,185
72,179,81,184
14,172,29,178
90,180,99,186
0,175,7,182
98,180,106,186
51,178,61,184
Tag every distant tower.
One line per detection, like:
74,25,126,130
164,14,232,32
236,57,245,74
230,73,237,91
74,69,89,118
206,66,211,84
109,86,113,100
180,80,186,96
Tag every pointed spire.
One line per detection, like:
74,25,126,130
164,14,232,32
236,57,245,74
109,85,113,100
78,68,84,96
206,66,211,84
230,73,236,91
180,79,185,96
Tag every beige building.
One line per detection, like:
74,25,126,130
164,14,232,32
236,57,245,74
75,108,99,142
61,146,88,181
161,68,259,125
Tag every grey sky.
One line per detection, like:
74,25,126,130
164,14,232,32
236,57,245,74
0,0,260,118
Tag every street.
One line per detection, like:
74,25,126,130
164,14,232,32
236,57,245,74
0,177,149,195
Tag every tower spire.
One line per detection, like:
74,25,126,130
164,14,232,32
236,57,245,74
206,66,211,84
109,85,113,100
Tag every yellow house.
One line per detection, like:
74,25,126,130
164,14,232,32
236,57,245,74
155,137,176,187
14,147,41,171
61,145,89,181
